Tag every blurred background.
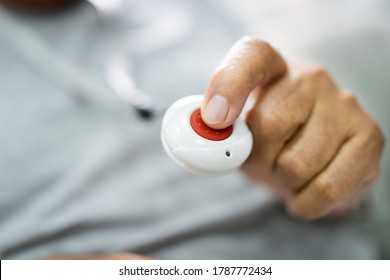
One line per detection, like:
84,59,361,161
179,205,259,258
0,0,389,259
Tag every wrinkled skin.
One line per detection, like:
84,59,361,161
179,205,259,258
201,37,385,220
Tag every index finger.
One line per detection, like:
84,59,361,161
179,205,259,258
201,36,287,129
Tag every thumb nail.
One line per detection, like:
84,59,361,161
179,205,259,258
202,95,229,124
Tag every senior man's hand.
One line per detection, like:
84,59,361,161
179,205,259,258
201,37,385,220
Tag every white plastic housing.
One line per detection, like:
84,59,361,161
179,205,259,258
161,95,253,176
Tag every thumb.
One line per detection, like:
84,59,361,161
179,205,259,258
201,37,287,129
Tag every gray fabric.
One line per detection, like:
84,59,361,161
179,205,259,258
0,0,385,259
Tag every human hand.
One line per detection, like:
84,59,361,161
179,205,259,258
201,37,385,220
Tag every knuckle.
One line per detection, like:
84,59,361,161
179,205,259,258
289,176,343,221
235,37,278,83
306,66,331,82
247,109,281,140
340,90,359,108
277,154,307,181
247,107,301,142
241,36,271,51
369,120,386,149
359,116,386,153
237,37,273,58
240,37,274,63
314,176,339,205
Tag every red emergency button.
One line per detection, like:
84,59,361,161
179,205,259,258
190,108,233,141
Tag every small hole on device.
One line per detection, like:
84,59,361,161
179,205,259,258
225,151,231,157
